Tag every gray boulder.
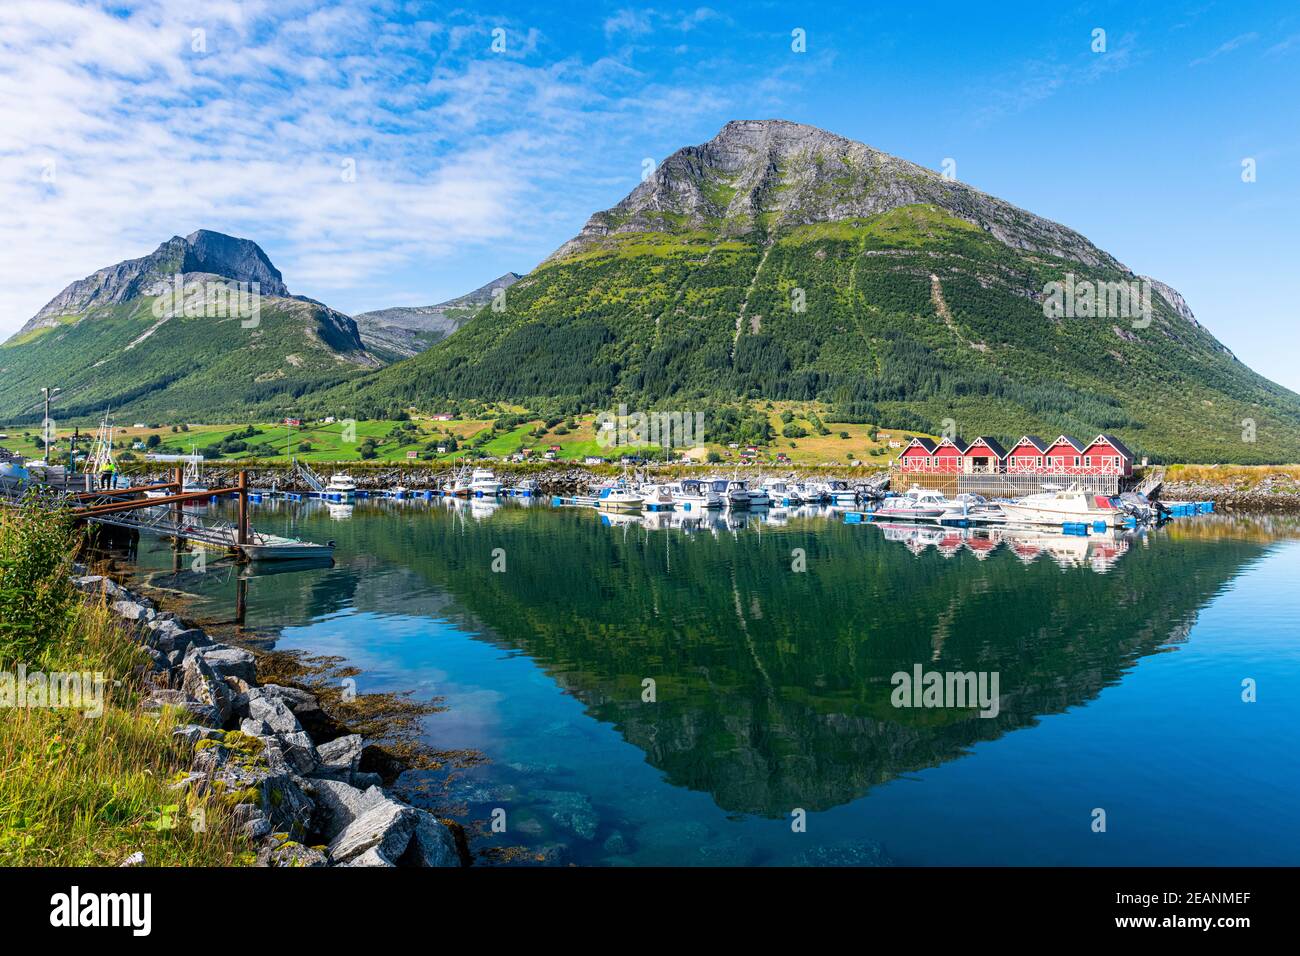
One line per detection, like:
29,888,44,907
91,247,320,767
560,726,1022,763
198,646,256,684
112,600,157,623
248,695,301,735
328,798,419,865
407,810,461,867
179,650,234,726
317,734,362,771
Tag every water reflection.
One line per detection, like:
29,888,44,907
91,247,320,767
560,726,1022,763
113,499,1300,863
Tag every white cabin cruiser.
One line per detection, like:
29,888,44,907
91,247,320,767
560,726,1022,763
872,487,951,521
325,473,357,499
594,479,643,513
470,468,502,497
669,478,722,510
758,477,802,506
999,485,1124,528
825,479,857,506
639,483,676,510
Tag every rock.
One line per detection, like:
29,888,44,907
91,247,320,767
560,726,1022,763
793,840,895,867
73,574,124,597
317,734,362,771
402,810,461,867
276,731,320,775
248,695,301,735
303,779,387,841
328,797,419,865
191,733,314,839
261,841,329,868
146,619,211,655
172,724,225,747
341,846,396,867
259,684,320,715
198,646,256,684
352,771,384,790
602,831,631,855
180,649,235,726
534,789,599,841
240,718,271,737
112,600,157,623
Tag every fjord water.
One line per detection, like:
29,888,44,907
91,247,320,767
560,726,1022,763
125,500,1300,866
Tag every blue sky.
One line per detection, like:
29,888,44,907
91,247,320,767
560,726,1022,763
2,1,1298,389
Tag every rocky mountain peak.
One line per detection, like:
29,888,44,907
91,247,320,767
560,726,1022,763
547,119,1120,271
19,230,291,334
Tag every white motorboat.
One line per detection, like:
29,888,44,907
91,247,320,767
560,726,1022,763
710,477,751,509
825,479,857,506
594,479,643,513
797,481,828,504
872,487,951,521
999,485,1124,528
669,478,722,510
746,483,771,507
758,477,802,506
639,483,676,510
325,473,357,499
511,478,540,496
470,468,502,497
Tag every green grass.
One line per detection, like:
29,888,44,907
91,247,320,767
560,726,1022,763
0,500,253,866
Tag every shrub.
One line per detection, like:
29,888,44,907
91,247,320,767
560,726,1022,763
0,495,75,666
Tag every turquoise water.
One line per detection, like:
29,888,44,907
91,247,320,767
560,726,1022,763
122,498,1300,866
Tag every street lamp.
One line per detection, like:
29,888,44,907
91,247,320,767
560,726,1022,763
40,386,61,463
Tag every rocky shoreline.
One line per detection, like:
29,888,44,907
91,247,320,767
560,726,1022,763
71,570,464,868
1162,478,1300,512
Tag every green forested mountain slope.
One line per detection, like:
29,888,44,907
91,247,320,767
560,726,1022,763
325,121,1300,463
0,231,380,423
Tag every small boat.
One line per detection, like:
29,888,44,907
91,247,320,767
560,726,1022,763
825,479,857,506
758,477,802,506
639,483,676,510
470,468,502,497
670,478,722,509
710,478,751,509
325,473,357,499
999,485,1124,528
443,467,472,497
872,487,951,520
511,478,540,496
389,485,410,499
746,483,771,508
595,480,643,513
243,533,336,561
797,481,828,504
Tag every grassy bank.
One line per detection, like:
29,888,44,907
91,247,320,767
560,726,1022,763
0,497,251,866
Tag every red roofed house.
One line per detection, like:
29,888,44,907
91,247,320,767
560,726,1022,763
961,437,1007,475
1004,436,1051,474
897,437,939,473
1042,435,1086,472
932,437,966,473
1079,434,1135,476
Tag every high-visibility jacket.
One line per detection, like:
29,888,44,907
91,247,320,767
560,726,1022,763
100,460,114,473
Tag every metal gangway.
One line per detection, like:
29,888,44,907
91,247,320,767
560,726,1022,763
1134,466,1165,499
291,457,326,494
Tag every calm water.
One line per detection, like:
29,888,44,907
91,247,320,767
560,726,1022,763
120,497,1300,866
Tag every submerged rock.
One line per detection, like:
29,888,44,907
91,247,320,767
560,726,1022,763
533,790,599,841
793,840,895,867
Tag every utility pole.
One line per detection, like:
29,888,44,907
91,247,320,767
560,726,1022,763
40,386,60,463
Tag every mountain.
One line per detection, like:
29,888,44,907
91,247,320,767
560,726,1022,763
327,119,1300,463
351,272,523,360
0,230,381,422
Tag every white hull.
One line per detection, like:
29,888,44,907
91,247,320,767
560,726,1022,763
999,503,1121,527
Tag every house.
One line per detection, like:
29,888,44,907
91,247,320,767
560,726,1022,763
1079,434,1135,476
432,414,454,421
1042,435,1087,471
897,437,939,473
1004,436,1051,473
932,436,966,473
961,437,1007,474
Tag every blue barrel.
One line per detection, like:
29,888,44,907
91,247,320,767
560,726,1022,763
1062,521,1089,536
844,512,862,524
1093,520,1107,533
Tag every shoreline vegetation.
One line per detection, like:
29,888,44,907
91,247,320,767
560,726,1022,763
0,496,474,867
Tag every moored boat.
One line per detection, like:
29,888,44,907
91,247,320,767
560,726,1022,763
999,485,1124,528
669,478,722,510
